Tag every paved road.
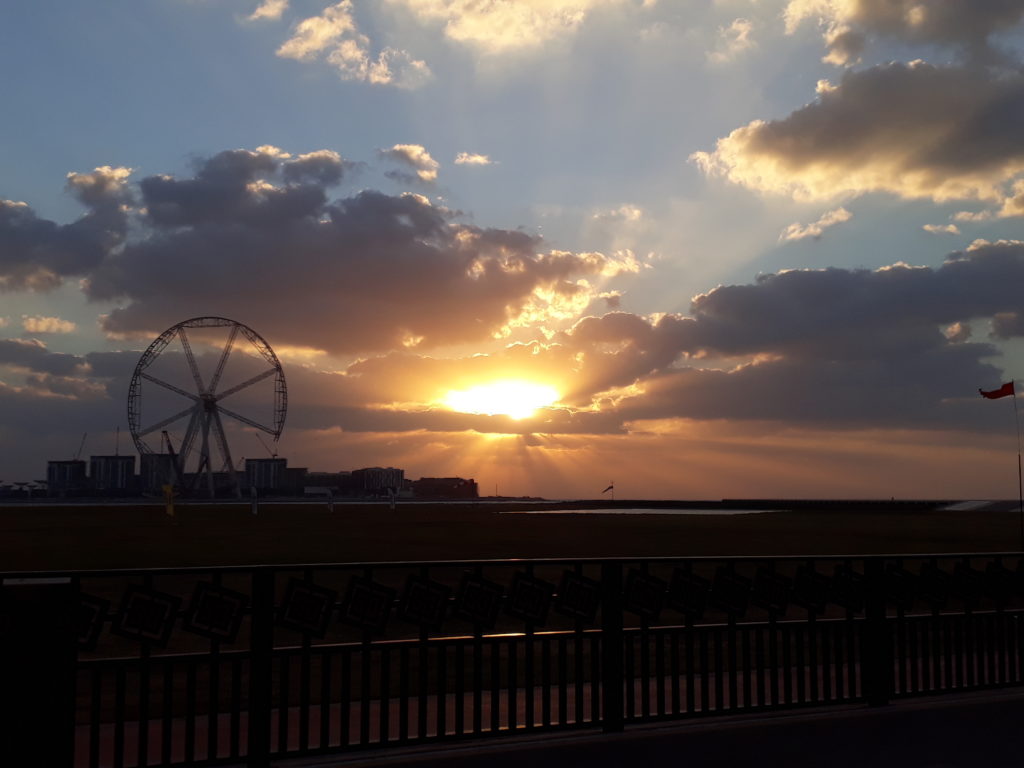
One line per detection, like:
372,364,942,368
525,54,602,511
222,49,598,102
289,689,1024,768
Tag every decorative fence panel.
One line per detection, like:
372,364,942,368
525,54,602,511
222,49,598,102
3,553,1024,767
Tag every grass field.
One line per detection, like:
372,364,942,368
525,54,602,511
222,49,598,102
2,499,1022,572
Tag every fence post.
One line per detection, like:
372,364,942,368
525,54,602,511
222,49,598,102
601,562,624,732
863,558,891,706
248,569,274,767
0,577,77,767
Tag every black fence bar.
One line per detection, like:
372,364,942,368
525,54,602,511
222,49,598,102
247,569,274,768
601,562,624,732
10,553,1024,767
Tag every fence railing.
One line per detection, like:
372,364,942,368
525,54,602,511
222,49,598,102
4,553,1024,767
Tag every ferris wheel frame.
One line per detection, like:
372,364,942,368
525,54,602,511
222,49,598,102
127,316,287,497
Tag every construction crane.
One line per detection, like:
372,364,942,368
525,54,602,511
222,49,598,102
73,433,87,461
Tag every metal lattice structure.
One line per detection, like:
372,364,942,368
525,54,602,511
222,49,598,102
127,317,287,496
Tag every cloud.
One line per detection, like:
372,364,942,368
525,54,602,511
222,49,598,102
276,1,356,59
670,241,1024,359
277,1,431,87
304,241,1024,433
820,25,865,66
953,210,995,223
534,241,1024,429
327,40,433,88
0,338,85,376
139,147,338,228
0,166,131,291
592,204,644,223
282,149,352,186
379,144,440,182
692,62,1024,204
707,18,756,64
923,223,961,235
944,321,971,342
997,178,1024,218
779,206,852,241
248,0,288,22
785,0,1024,62
74,146,627,355
389,0,626,53
21,315,77,334
23,373,106,400
454,152,494,165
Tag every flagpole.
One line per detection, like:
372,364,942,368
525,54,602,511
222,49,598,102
1014,381,1023,551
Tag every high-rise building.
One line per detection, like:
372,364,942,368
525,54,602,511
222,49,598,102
47,460,87,496
89,455,135,492
245,457,289,491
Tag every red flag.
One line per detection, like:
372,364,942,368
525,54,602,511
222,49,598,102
602,484,614,493
980,382,1015,399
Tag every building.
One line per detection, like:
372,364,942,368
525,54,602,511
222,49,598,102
244,457,307,494
245,457,288,491
89,455,135,493
411,477,479,499
139,453,177,494
351,467,404,496
46,460,87,496
304,471,349,496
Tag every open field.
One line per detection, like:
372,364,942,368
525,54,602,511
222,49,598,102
2,499,1023,571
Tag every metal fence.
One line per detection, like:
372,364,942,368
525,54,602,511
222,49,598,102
4,553,1024,767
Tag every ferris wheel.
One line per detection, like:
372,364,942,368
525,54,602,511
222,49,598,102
127,317,287,497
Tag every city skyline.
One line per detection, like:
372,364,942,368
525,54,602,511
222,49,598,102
4,2,1024,499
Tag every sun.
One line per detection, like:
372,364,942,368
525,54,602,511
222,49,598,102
443,380,560,420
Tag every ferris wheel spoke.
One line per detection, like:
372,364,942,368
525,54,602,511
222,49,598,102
140,372,200,402
178,408,201,468
218,404,277,435
178,328,207,394
215,367,277,401
138,404,197,437
209,324,239,395
211,409,236,474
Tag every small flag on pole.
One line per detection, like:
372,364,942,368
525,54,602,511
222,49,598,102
980,382,1015,399
602,484,614,494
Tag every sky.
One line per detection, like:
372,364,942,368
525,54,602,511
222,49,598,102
3,0,1024,499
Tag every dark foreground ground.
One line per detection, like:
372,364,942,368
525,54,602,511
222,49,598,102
313,689,1024,768
1,499,1022,571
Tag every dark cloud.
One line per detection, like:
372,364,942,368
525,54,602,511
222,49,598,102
3,148,626,356
139,147,333,228
694,62,1024,205
581,241,1024,363
542,241,1024,429
990,311,1024,338
0,166,130,291
298,241,1024,432
281,150,351,186
0,338,86,376
788,0,1024,63
23,373,106,399
614,346,1003,431
87,152,622,352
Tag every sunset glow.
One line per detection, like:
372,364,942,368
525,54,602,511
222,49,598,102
443,381,560,420
6,2,1024,500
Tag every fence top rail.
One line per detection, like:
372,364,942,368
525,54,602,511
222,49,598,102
2,551,1022,581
